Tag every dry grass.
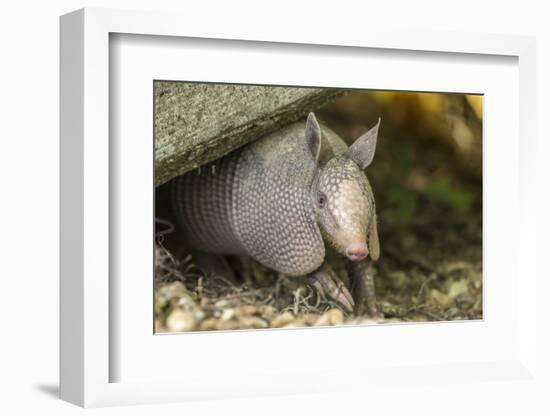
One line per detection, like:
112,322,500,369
154,207,482,333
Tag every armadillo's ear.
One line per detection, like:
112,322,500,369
305,112,333,167
346,118,381,170
368,212,380,261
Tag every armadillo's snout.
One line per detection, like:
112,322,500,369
345,242,369,261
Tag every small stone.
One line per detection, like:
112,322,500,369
314,308,345,326
471,272,483,289
259,305,276,319
215,320,243,331
428,289,453,308
176,292,197,308
215,299,231,309
156,281,187,307
220,308,236,321
235,305,258,316
301,313,322,325
448,280,469,299
166,309,196,332
439,261,471,276
271,311,296,328
163,281,187,296
193,308,206,321
238,316,268,329
199,318,218,331
282,319,308,328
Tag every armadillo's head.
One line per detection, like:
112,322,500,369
306,113,381,262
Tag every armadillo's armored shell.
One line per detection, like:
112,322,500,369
171,154,247,255
232,123,326,276
171,121,326,276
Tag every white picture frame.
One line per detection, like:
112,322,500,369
60,7,538,408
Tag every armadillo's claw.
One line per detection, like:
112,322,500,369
308,264,355,313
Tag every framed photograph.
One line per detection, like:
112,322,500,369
60,8,538,408
153,81,483,333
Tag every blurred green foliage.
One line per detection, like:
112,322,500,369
383,140,475,224
386,185,418,224
385,142,417,224
426,178,475,213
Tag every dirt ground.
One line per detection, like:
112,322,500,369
154,90,483,332
154,207,482,332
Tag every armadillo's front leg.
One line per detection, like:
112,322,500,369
307,262,354,313
347,259,382,319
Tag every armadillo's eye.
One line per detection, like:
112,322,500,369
318,193,326,208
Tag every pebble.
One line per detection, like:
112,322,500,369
282,319,308,328
176,292,197,308
428,288,453,308
215,299,231,309
235,305,258,316
448,280,469,298
439,261,472,276
159,281,187,297
238,316,268,329
215,320,242,331
220,308,236,321
301,313,322,325
270,311,296,328
314,309,345,326
166,309,196,332
156,281,187,309
259,305,276,319
471,272,483,288
199,318,218,331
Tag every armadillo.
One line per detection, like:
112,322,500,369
171,112,381,315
